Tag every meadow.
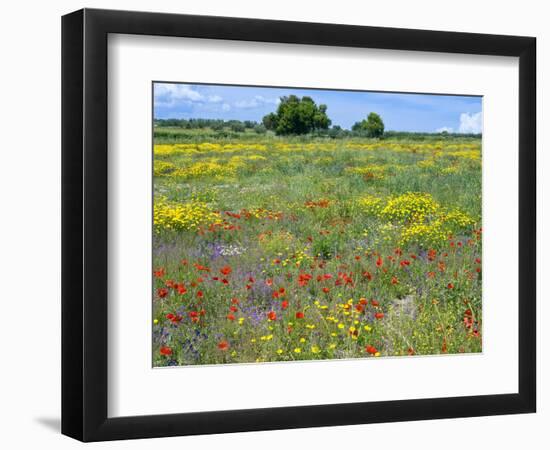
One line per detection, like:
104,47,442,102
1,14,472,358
152,129,482,366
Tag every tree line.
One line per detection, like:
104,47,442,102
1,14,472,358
154,118,267,133
155,95,480,138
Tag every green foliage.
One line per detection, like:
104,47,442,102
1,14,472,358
154,118,261,132
352,112,385,138
262,112,278,131
229,122,245,132
262,95,332,135
254,124,267,134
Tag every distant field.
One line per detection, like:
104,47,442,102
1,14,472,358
152,131,482,366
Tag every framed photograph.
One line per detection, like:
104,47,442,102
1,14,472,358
62,8,536,442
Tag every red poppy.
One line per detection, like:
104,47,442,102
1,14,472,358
400,260,411,267
221,278,229,285
265,279,273,286
363,271,373,280
267,311,277,321
475,258,481,264
427,249,437,261
153,268,165,278
272,291,280,299
374,312,385,320
217,340,229,351
355,304,364,312
157,288,169,298
322,287,330,293
225,211,241,219
196,290,204,298
176,283,187,295
359,298,368,305
229,306,238,312
194,263,210,272
180,259,188,266
447,283,454,289
407,347,415,356
298,273,313,287
231,298,239,304
281,300,289,310
391,276,399,285
248,276,255,283
371,299,379,307
365,345,378,355
220,266,232,276
295,311,305,319
354,255,361,261
226,313,236,321
188,311,198,318
376,257,383,267
159,346,172,356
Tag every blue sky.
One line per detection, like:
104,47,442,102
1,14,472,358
154,82,482,133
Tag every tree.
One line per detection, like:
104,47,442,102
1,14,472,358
262,95,331,135
262,112,278,131
327,125,348,138
352,112,385,138
228,121,246,132
313,104,331,130
253,124,267,134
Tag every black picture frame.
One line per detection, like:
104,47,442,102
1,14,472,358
62,8,536,442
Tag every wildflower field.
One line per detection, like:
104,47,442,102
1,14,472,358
153,132,482,366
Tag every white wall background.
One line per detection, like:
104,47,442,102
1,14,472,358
0,0,546,448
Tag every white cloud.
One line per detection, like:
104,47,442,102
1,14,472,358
154,84,204,107
221,103,231,111
234,99,257,109
458,112,482,134
436,126,453,133
234,95,279,109
208,95,223,103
